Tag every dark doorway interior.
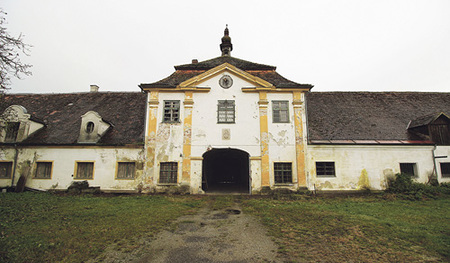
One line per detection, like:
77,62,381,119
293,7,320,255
202,148,250,193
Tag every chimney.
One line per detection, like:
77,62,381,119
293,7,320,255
192,59,198,64
90,85,99,92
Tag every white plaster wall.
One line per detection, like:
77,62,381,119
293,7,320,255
0,146,145,192
191,71,261,157
435,146,450,183
307,145,436,190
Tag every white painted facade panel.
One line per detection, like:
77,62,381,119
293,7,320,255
435,146,450,183
308,145,436,190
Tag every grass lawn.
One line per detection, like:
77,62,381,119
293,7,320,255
241,195,450,262
0,192,449,262
0,192,203,263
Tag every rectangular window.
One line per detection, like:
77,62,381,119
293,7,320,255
274,162,292,184
35,162,52,179
400,163,417,177
440,163,450,178
0,162,13,179
163,100,180,122
75,162,94,179
159,162,178,184
217,100,235,123
316,162,336,177
272,101,289,123
117,162,135,179
5,122,20,142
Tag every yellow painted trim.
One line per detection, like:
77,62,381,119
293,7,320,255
33,161,53,180
259,91,270,186
190,156,203,160
115,161,136,180
179,63,274,89
250,156,262,160
242,87,311,93
74,161,95,180
293,91,306,187
182,91,193,183
0,161,13,179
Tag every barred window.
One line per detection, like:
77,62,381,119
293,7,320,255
159,162,178,184
5,122,20,142
274,162,292,184
163,100,180,122
272,101,289,123
316,162,336,177
400,163,417,177
441,163,450,178
35,162,52,179
75,162,94,179
217,100,235,123
117,162,135,179
0,162,13,179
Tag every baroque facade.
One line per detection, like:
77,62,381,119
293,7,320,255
1,28,449,193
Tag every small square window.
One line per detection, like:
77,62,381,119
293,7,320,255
316,162,336,177
217,100,235,123
440,163,450,178
163,100,180,122
0,162,13,179
272,101,289,123
75,162,94,179
159,162,177,184
400,163,417,177
5,122,20,142
35,162,52,179
274,162,292,184
117,162,135,179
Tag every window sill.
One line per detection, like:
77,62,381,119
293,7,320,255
274,183,294,186
157,183,178,186
115,178,135,180
316,176,336,178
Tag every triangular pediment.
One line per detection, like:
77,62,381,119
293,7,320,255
178,63,274,89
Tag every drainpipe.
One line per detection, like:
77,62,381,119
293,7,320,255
11,144,19,188
431,145,438,184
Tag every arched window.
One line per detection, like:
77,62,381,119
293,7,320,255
86,122,95,133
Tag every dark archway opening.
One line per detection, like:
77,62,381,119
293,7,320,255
202,148,250,194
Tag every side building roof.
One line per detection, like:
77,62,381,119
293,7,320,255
0,92,147,146
306,92,450,144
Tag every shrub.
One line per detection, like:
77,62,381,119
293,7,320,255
387,173,450,200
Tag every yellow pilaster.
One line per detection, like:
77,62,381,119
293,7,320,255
293,91,306,187
258,91,270,186
145,91,159,184
182,91,194,183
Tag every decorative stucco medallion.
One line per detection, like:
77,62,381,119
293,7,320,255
219,75,233,89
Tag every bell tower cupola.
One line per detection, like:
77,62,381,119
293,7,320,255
220,25,233,56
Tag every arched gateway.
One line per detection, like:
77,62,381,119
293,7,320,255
202,148,250,194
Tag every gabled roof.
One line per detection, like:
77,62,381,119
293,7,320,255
408,112,450,129
0,92,146,146
307,92,450,144
140,56,312,90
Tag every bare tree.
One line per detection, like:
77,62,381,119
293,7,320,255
0,9,32,92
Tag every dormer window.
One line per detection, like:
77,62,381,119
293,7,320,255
1,105,44,143
86,122,95,133
408,112,450,145
78,111,112,144
5,122,20,142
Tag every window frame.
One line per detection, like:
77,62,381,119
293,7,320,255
116,162,136,180
274,162,293,184
5,122,20,142
34,161,53,179
217,100,235,124
316,162,336,177
0,161,13,179
400,163,418,178
163,100,180,123
74,161,95,180
439,162,450,178
159,162,178,184
272,101,290,123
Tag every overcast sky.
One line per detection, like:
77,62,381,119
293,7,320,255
3,0,450,94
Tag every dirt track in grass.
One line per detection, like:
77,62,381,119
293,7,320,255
88,203,283,263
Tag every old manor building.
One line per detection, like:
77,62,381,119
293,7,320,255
1,28,449,194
